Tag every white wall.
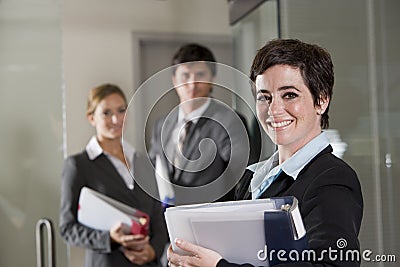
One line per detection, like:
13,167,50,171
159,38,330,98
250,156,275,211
63,0,232,155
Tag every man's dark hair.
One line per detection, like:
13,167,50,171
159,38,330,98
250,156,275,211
171,43,217,76
250,39,334,129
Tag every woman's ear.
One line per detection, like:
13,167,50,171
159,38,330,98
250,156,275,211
87,113,96,127
317,97,330,115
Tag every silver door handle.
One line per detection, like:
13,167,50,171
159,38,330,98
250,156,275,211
36,218,56,267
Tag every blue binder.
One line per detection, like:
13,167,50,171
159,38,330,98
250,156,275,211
264,196,308,266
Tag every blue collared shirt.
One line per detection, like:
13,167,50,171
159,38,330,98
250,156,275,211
249,132,330,199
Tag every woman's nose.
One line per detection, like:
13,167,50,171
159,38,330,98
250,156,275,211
267,98,283,116
111,114,118,124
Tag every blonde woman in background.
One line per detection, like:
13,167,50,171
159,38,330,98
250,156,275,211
60,83,167,267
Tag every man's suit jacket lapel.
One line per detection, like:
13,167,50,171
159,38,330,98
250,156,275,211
173,101,216,181
160,110,178,177
179,100,216,160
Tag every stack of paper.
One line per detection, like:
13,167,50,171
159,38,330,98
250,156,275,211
165,197,306,266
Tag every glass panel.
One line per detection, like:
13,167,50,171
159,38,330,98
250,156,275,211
373,0,400,261
0,0,68,266
279,0,399,265
232,0,279,159
232,0,399,265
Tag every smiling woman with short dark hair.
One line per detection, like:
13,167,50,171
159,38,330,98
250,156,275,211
167,39,363,267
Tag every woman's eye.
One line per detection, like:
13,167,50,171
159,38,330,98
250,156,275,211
103,110,111,116
119,107,127,114
256,94,271,103
283,92,298,99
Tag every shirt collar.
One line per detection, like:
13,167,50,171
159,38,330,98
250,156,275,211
281,131,330,178
178,98,211,125
249,132,330,195
86,136,103,160
249,151,279,195
85,136,135,164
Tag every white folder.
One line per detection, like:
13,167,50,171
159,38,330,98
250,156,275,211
77,187,149,235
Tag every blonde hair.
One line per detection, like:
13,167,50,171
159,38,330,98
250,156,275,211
86,83,127,116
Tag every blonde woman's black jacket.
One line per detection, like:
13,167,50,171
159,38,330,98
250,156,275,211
60,151,168,267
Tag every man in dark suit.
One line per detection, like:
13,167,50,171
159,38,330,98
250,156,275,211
148,43,250,205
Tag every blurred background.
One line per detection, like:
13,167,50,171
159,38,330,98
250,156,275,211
0,0,398,266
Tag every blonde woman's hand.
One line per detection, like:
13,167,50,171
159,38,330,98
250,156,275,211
123,243,156,265
109,222,148,250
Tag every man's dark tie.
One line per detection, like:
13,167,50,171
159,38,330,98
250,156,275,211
173,120,193,170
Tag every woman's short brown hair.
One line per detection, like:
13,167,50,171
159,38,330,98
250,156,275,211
250,39,334,129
